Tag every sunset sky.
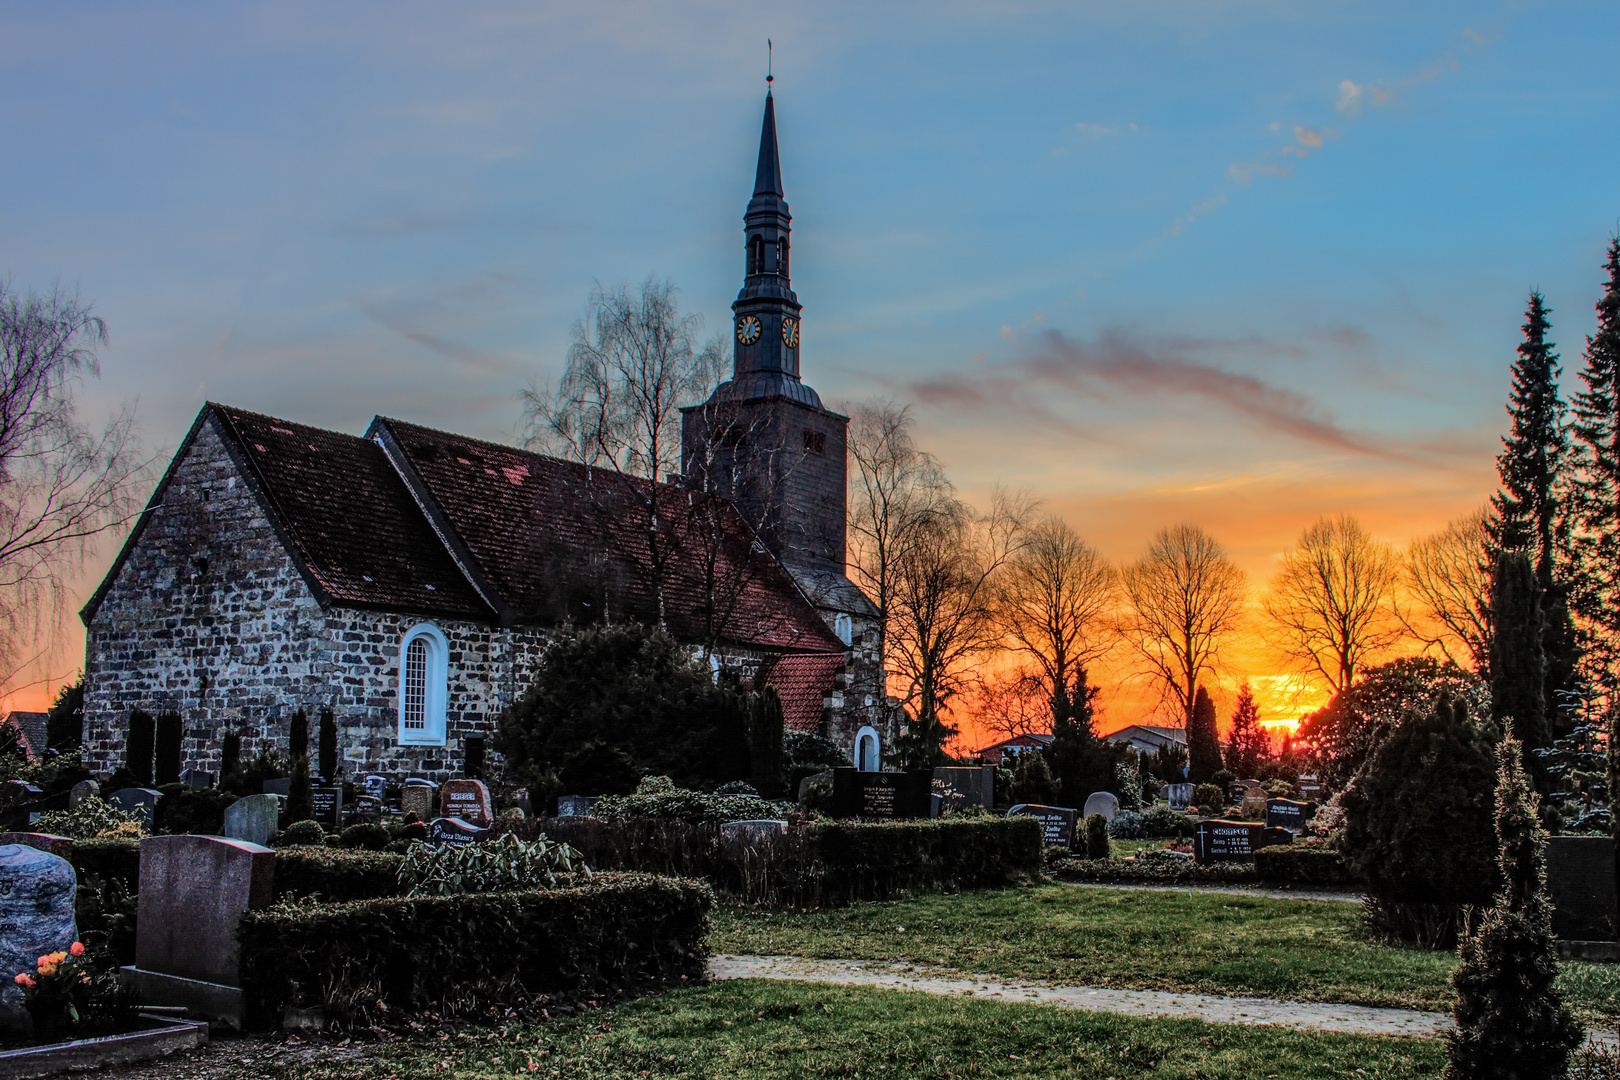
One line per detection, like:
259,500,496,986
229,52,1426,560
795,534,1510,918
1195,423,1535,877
2,2,1617,739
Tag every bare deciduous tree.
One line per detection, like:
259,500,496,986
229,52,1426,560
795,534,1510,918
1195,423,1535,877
1401,509,1492,673
995,516,1117,731
846,398,954,663
971,669,1051,741
0,284,146,679
887,489,1033,766
1118,523,1247,727
1263,514,1401,696
522,279,725,622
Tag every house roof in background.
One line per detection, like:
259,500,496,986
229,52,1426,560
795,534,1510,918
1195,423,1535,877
759,653,844,732
3,711,48,761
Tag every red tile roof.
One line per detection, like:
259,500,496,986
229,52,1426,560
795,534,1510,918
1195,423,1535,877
759,653,844,732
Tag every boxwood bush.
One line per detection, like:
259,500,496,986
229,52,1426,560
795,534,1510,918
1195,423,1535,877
1141,805,1197,839
1254,845,1355,886
238,872,711,1028
272,847,406,902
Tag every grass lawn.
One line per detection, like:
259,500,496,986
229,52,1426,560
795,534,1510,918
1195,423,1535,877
711,884,1620,1024
273,979,1446,1079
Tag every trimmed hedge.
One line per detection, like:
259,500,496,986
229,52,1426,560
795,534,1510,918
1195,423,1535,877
1254,845,1355,886
70,838,142,892
238,872,711,1028
526,816,1043,907
272,848,405,902
1049,854,1260,885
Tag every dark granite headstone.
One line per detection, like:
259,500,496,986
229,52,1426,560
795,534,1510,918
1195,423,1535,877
0,844,77,1029
108,787,160,826
180,768,214,791
1265,799,1310,832
829,768,931,819
555,794,596,818
310,787,343,829
1194,820,1292,863
439,779,493,827
1007,803,1078,848
261,778,291,798
1547,836,1617,941
428,817,487,847
135,835,274,987
352,796,383,825
363,775,387,802
1163,783,1193,810
932,766,996,809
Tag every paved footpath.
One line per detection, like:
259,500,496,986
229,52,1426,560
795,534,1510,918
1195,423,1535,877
710,954,1618,1050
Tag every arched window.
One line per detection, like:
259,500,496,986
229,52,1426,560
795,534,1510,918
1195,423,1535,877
750,235,763,276
398,624,449,746
834,613,853,646
854,726,881,772
774,238,784,275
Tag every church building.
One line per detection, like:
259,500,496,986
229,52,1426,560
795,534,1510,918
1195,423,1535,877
78,91,890,784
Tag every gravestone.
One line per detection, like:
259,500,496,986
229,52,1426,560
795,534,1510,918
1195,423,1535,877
220,795,280,848
399,782,435,822
1163,783,1194,810
1265,798,1310,832
1194,820,1293,864
129,835,274,1026
352,796,383,825
555,794,595,819
180,768,214,791
0,844,77,1031
108,787,160,826
932,766,997,809
720,819,788,847
439,779,493,827
261,778,291,798
310,787,343,829
0,832,73,859
1007,803,1078,848
0,781,42,807
829,768,931,819
428,817,487,847
363,775,387,802
1082,792,1120,823
68,780,100,808
1547,836,1617,941
1240,790,1269,819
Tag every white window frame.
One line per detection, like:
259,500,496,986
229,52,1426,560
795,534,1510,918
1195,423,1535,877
854,725,880,772
397,623,449,746
834,613,853,646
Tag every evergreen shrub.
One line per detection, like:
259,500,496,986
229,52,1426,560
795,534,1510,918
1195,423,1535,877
238,872,711,1028
1141,805,1197,839
1083,813,1110,858
285,754,314,824
278,820,326,847
272,847,405,901
153,712,182,786
68,838,142,893
592,775,786,826
152,784,237,835
1342,692,1498,947
1192,783,1225,812
1254,845,1354,886
396,833,588,897
125,710,155,785
1107,810,1145,839
337,823,390,851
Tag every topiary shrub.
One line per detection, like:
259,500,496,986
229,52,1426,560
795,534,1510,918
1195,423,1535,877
278,820,326,847
1083,813,1110,859
273,847,406,901
395,821,428,843
285,754,314,824
1141,804,1197,839
1107,810,1145,839
1342,692,1498,947
338,823,390,851
221,730,242,782
153,712,183,786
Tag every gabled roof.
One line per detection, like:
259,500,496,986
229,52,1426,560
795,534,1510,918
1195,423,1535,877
370,417,845,653
3,712,48,761
758,652,844,733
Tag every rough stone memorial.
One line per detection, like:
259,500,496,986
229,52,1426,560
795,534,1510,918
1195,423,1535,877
1007,803,1078,848
68,780,100,808
429,817,487,847
221,794,280,848
830,768,931,819
126,835,275,1027
400,780,435,821
1082,791,1120,822
108,787,160,826
439,779,493,827
0,844,77,1031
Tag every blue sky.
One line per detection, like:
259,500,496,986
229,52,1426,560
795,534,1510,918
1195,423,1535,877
3,1,1617,712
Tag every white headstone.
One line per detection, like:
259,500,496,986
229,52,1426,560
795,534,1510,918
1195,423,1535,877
1082,791,1120,822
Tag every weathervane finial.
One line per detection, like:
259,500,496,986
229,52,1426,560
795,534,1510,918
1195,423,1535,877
767,39,773,89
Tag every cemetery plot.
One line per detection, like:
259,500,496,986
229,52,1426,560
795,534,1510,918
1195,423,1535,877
829,769,931,819
1007,803,1077,848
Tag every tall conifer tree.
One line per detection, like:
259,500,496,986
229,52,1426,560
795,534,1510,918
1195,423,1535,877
1571,239,1620,706
1224,682,1268,779
1490,292,1581,734
1489,551,1550,791
1186,685,1223,783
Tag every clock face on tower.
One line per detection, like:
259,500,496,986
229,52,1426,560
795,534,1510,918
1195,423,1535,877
781,317,799,348
736,315,761,345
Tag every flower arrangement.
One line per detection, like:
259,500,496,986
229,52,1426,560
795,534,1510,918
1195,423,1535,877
13,941,94,1037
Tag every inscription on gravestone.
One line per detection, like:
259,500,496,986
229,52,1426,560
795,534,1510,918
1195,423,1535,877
1265,799,1309,832
352,796,383,825
363,775,387,802
310,787,343,829
1195,820,1293,864
829,769,931,819
429,817,487,847
439,780,493,828
1007,803,1078,848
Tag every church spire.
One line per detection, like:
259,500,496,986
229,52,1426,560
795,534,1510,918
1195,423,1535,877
729,88,802,388
754,91,784,198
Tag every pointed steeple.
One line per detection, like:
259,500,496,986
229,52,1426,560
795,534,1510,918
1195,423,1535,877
754,92,784,198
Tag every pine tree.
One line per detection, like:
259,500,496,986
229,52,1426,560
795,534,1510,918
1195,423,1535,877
1489,550,1551,790
1445,737,1582,1080
285,752,314,824
153,711,183,784
749,687,786,797
1571,238,1620,706
1045,666,1119,806
1224,682,1268,779
1186,685,1223,784
221,729,241,781
318,708,337,782
289,708,309,760
1490,291,1582,734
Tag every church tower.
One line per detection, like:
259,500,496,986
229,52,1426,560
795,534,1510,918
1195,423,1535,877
681,90,850,582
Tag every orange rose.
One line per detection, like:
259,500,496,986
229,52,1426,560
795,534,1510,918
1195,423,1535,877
13,974,34,988
69,942,85,957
